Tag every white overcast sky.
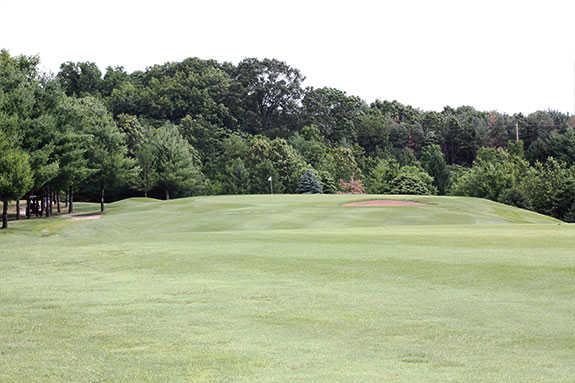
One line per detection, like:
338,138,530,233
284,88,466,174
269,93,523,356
1,0,574,114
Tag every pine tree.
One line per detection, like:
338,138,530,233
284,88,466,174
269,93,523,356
421,144,449,194
0,132,33,229
296,169,323,194
152,124,204,199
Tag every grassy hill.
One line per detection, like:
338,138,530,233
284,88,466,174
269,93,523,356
1,195,573,382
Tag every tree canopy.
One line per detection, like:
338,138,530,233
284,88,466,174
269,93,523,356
1,48,575,228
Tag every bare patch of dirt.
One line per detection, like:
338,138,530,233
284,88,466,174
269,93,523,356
343,199,423,207
70,213,102,221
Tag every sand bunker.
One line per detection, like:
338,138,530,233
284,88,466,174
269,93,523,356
70,214,102,221
343,200,423,207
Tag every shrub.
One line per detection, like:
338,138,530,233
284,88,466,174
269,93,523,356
450,147,530,202
389,166,436,195
338,177,365,194
520,158,575,219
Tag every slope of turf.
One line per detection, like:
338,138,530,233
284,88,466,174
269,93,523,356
0,195,573,382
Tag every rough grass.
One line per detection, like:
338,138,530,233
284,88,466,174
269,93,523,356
0,195,573,382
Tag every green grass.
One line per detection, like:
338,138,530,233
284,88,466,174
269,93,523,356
1,194,574,382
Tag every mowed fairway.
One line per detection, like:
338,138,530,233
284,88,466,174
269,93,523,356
1,195,574,382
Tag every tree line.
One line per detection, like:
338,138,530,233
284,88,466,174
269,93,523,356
1,49,575,228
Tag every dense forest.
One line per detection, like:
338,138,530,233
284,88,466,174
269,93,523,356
1,49,575,228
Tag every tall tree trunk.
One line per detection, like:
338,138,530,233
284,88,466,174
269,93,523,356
48,187,52,217
26,196,31,219
165,189,170,200
40,190,45,217
46,186,51,217
16,199,20,220
56,192,61,214
68,186,74,214
100,186,105,213
1,199,8,229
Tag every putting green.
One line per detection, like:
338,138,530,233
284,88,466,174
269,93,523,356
1,195,573,382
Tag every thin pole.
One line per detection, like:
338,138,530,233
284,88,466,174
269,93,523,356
269,177,273,194
515,121,519,142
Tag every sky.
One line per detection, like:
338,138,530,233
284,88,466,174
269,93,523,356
1,0,574,115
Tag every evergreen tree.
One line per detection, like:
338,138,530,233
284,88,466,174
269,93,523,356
134,137,158,198
152,124,204,199
63,96,136,212
367,158,400,193
421,144,449,194
222,158,250,194
0,132,33,229
296,169,323,194
317,170,337,194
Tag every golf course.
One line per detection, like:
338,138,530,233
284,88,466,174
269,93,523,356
1,194,574,382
